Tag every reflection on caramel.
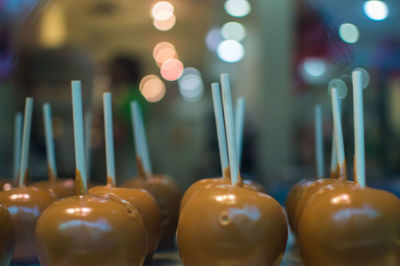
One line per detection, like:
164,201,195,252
0,186,55,262
298,183,400,266
336,161,347,180
35,194,147,266
123,174,181,248
177,184,288,265
0,179,14,191
0,203,13,265
89,186,161,259
33,179,75,199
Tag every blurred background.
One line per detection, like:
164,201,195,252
1,0,400,203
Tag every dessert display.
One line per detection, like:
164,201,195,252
89,92,161,260
122,101,181,249
177,74,288,265
0,203,13,265
33,103,75,199
298,70,400,265
0,98,55,263
35,81,147,266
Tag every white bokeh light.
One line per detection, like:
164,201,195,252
217,40,244,63
178,68,204,102
302,58,326,77
363,0,388,21
339,23,359,44
221,22,246,42
224,0,251,18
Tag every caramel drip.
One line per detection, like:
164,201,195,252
353,155,360,186
19,169,29,187
330,170,337,179
106,176,115,187
223,167,231,180
48,165,57,184
74,169,87,195
336,161,347,180
136,156,150,179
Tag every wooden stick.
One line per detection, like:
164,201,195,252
314,105,324,178
43,103,58,180
13,112,23,181
19,98,34,187
103,93,116,186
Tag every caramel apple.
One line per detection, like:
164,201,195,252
0,203,14,265
35,81,147,266
297,70,400,265
178,183,288,266
89,92,161,260
298,182,400,265
123,165,180,248
178,74,287,265
123,101,181,248
180,85,263,212
33,103,75,199
0,98,55,263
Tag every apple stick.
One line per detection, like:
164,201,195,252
43,103,58,182
84,111,92,178
235,97,245,165
131,101,152,175
330,87,346,177
220,73,240,185
103,93,116,186
211,83,229,177
314,105,324,178
352,70,366,187
71,81,88,194
13,112,23,181
18,98,34,187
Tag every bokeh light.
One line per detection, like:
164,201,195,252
221,21,246,42
140,75,166,102
224,0,251,18
363,0,388,21
153,14,176,31
339,23,359,44
205,28,223,52
160,58,184,81
302,58,326,78
151,1,174,20
153,42,178,67
178,67,204,102
217,40,245,63
155,48,178,67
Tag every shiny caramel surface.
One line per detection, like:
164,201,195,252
35,194,147,266
89,185,161,257
0,186,55,262
33,179,75,199
177,184,288,266
123,175,181,248
298,183,400,266
285,179,313,231
0,203,13,265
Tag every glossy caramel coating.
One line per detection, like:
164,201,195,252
177,184,288,266
89,185,161,258
123,175,181,248
298,182,400,266
180,176,230,212
242,179,266,193
35,194,147,266
0,186,55,262
0,203,14,265
285,179,313,231
34,178,75,199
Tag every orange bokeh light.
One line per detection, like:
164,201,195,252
153,14,176,31
140,75,166,102
153,42,175,60
156,48,178,67
160,58,184,81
